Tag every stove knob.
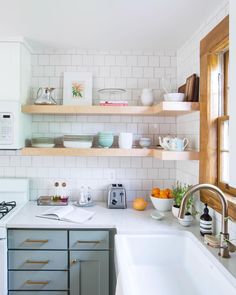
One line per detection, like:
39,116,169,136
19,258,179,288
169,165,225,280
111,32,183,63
112,199,117,205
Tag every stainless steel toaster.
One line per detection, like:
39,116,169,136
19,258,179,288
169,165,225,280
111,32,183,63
107,184,127,209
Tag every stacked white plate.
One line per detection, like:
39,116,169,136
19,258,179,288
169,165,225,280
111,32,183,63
63,135,93,148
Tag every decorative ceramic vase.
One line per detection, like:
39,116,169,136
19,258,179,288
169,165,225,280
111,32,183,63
172,205,180,218
178,214,193,227
140,89,154,106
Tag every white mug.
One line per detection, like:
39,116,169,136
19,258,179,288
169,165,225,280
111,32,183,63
118,132,133,149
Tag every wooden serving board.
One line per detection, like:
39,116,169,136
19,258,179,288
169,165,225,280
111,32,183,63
185,74,196,102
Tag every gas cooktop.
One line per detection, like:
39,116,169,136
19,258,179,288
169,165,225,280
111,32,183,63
0,201,16,220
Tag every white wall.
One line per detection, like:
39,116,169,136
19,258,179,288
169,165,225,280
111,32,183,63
176,0,236,239
0,49,177,202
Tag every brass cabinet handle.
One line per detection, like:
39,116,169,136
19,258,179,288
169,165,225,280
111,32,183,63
25,280,49,285
24,239,49,244
77,240,101,244
70,258,80,265
25,260,49,264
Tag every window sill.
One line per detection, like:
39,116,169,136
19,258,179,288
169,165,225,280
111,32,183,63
201,191,236,220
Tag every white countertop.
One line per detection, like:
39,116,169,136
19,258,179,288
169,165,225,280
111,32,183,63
7,201,187,232
6,201,236,281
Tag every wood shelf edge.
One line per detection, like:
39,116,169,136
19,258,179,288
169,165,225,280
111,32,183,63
21,147,200,160
21,102,200,116
153,149,200,160
21,147,153,157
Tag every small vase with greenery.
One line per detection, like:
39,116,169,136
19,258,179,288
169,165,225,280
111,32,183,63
172,182,194,218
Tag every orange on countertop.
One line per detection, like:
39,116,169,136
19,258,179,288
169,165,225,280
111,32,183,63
133,197,148,211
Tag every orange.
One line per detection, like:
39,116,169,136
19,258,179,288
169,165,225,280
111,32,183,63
133,197,148,211
151,187,160,197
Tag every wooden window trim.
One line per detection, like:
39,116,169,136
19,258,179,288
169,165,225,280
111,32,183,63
199,15,236,219
224,51,229,115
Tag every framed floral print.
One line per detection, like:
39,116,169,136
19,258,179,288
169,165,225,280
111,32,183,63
63,72,92,105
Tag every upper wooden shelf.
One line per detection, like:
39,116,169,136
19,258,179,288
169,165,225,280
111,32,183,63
21,147,200,160
21,102,200,116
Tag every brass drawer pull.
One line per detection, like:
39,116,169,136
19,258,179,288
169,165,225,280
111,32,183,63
25,260,49,264
77,240,101,244
25,280,49,285
24,239,49,244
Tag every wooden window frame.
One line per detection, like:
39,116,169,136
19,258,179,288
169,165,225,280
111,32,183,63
217,115,236,195
199,15,236,219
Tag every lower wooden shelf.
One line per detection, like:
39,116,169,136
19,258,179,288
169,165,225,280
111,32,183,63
21,147,200,160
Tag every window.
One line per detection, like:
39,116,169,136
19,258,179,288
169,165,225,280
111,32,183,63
216,50,236,194
199,15,236,219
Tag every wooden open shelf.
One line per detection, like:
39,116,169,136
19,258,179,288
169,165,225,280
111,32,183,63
21,147,200,160
152,149,200,160
21,102,200,116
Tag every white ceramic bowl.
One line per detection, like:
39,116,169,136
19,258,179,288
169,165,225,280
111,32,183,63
150,196,174,212
164,93,185,102
139,138,151,148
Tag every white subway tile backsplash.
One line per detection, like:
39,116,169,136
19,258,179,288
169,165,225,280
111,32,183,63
154,68,165,78
1,46,183,201
38,55,50,65
138,56,148,66
160,56,171,67
143,67,154,78
71,55,83,65
127,55,138,66
110,66,121,77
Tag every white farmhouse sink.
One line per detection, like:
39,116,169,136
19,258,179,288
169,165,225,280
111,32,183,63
115,231,236,295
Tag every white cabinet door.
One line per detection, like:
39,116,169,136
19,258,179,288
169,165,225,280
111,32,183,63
0,42,21,101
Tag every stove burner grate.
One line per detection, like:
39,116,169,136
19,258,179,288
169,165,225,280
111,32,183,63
0,201,16,220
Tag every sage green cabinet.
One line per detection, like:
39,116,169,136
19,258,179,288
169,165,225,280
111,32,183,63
8,229,114,295
70,251,109,295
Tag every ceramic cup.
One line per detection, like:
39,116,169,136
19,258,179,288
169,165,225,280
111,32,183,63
140,88,154,106
118,132,133,149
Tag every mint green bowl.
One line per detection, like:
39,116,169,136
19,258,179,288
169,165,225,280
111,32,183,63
98,137,114,148
98,132,113,137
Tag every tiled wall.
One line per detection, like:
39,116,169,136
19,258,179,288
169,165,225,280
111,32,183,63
31,49,177,106
0,150,176,202
0,49,178,202
176,0,236,239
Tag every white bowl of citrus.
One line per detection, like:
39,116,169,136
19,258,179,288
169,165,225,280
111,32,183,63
150,188,174,212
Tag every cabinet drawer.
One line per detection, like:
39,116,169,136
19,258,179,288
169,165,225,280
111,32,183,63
8,250,68,270
69,230,109,250
9,292,68,295
8,230,67,250
9,270,68,291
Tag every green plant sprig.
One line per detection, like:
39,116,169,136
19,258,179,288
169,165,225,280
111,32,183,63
172,181,193,212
